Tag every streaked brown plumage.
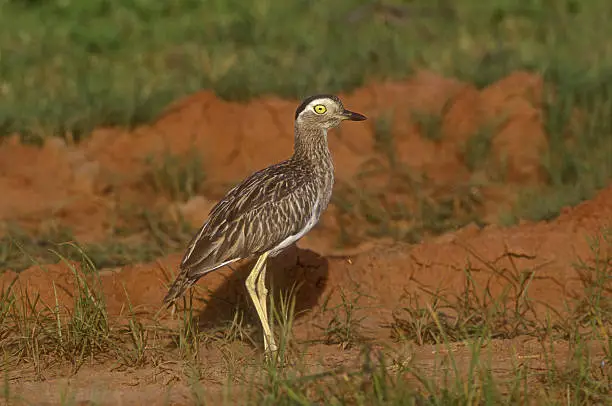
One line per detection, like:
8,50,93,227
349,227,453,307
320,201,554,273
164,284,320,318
163,94,366,356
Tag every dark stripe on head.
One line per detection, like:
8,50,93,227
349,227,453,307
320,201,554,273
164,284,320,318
294,94,342,120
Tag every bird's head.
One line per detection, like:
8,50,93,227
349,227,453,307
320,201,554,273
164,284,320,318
294,94,367,130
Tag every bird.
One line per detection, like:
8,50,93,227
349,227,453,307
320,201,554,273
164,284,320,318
163,94,367,357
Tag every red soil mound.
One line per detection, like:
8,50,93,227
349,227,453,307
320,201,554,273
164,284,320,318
0,71,548,246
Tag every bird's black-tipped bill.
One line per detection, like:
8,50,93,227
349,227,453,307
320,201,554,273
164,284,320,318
342,109,367,121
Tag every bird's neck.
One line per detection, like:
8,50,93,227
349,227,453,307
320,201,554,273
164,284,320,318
291,125,333,171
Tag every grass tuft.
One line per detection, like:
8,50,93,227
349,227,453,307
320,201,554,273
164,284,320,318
504,75,612,223
144,149,206,202
316,287,369,350
373,112,396,169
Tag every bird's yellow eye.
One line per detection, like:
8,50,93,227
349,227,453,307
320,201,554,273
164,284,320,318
313,104,327,114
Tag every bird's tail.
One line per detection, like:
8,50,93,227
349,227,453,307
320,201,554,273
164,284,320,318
163,272,192,308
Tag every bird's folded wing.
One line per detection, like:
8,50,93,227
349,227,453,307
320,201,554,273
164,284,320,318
179,162,316,272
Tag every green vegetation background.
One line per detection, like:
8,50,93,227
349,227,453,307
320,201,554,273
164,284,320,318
0,0,610,138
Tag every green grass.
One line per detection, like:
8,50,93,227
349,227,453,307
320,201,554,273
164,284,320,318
316,287,370,350
0,208,194,272
412,110,444,143
373,112,396,168
462,121,499,173
501,75,612,224
144,148,207,202
332,168,484,246
1,0,612,141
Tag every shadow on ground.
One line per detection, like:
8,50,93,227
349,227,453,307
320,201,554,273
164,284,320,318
194,245,329,330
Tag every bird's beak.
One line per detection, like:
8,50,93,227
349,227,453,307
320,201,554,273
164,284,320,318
341,109,367,121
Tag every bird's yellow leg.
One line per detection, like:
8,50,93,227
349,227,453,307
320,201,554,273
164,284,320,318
256,262,277,353
245,252,274,355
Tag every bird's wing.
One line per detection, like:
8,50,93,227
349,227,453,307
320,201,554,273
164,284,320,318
179,162,316,273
